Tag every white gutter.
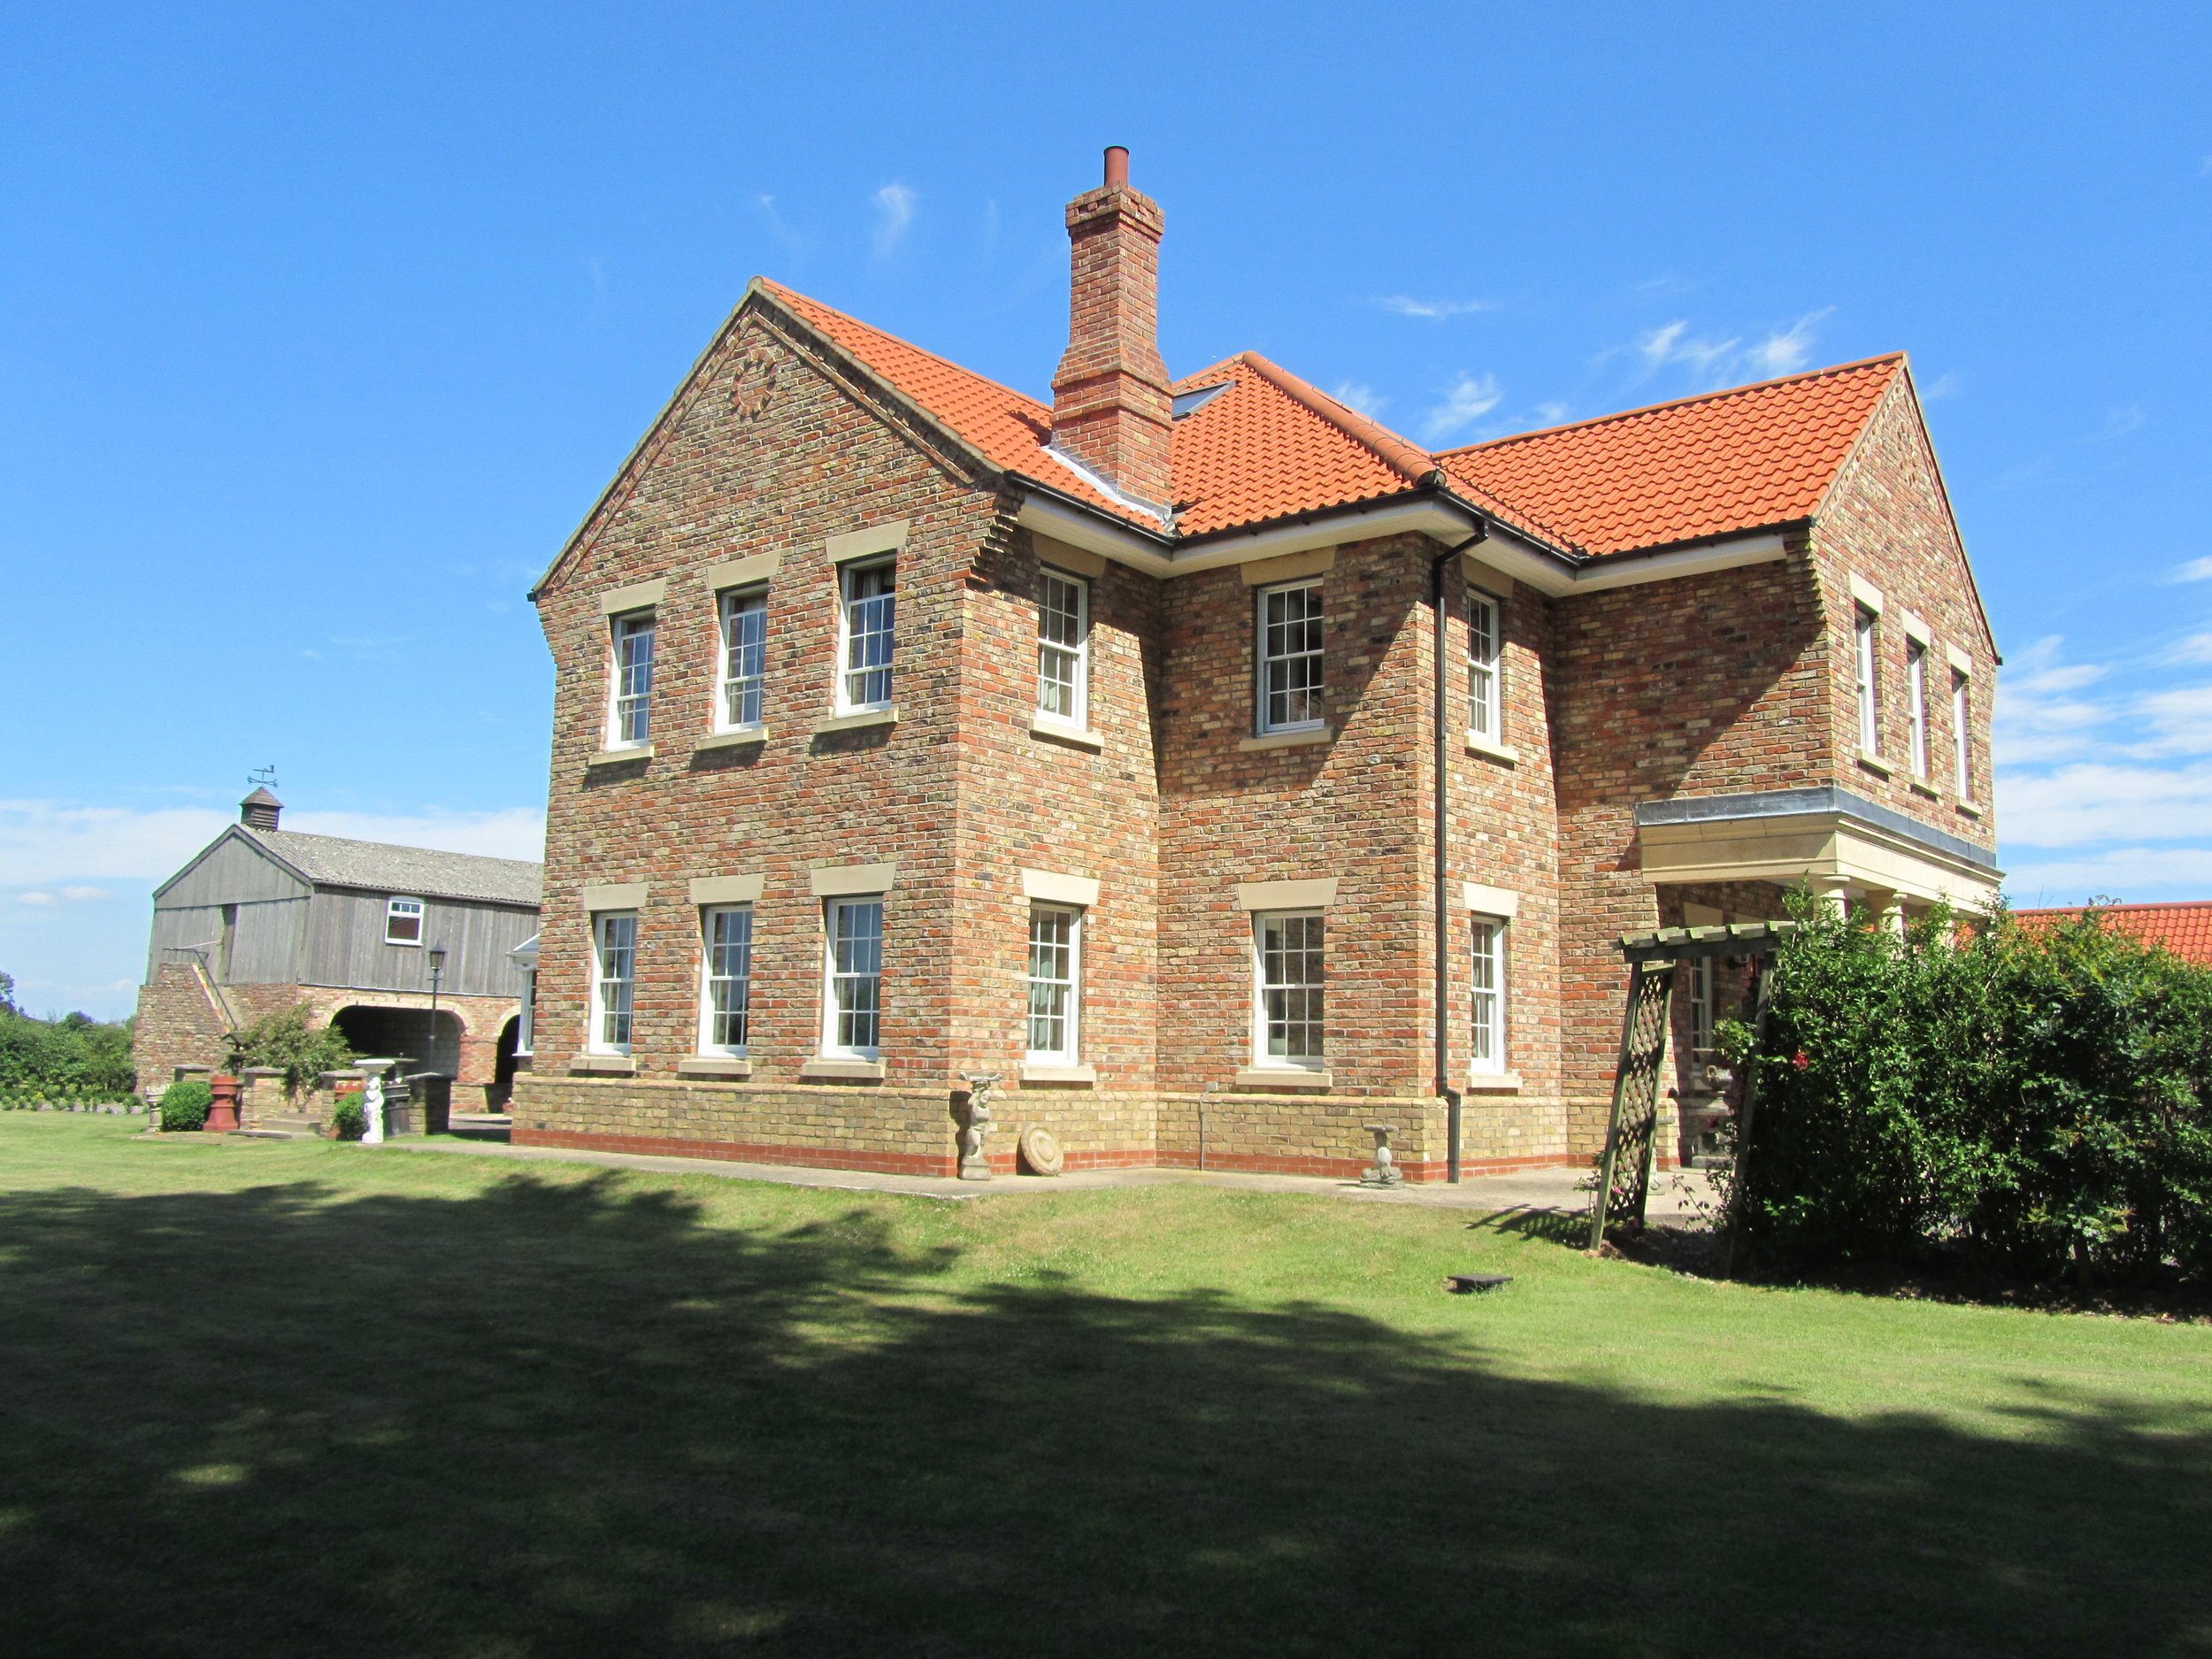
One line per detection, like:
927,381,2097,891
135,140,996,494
1016,488,1790,595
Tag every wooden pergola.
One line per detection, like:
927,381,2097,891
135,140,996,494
1590,920,1799,1254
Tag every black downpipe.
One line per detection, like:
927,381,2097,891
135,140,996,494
1433,528,1488,1182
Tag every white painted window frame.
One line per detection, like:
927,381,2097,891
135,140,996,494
1025,902,1082,1064
1854,605,1879,755
697,903,755,1056
385,896,425,946
516,971,535,1056
1906,639,1930,778
1034,568,1091,728
821,895,885,1060
1952,669,1974,800
589,910,638,1056
1467,588,1502,741
1252,909,1325,1070
716,587,769,733
1256,579,1326,735
607,610,657,749
835,558,896,714
1470,916,1507,1074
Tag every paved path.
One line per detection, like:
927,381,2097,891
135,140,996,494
378,1136,1718,1220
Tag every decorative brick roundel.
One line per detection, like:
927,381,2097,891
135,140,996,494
729,346,780,421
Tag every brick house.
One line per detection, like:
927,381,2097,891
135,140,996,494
137,790,541,1105
512,149,1999,1181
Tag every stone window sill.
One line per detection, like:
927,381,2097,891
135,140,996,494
1855,749,1893,778
676,1056,753,1079
1238,726,1333,753
814,707,898,735
696,727,769,752
1909,779,1940,799
1234,1066,1333,1090
1020,1063,1096,1086
1029,713,1104,750
1465,733,1519,764
587,745,654,767
800,1057,886,1081
571,1054,634,1075
1464,1071,1523,1094
1955,800,1984,820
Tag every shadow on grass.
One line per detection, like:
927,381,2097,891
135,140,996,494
1,1174,2206,1657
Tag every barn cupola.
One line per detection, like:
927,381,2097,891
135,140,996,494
240,787,282,831
1049,146,1173,516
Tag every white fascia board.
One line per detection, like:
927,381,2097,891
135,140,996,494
1020,488,1787,595
1015,495,1173,577
1166,500,1483,576
1567,532,1789,595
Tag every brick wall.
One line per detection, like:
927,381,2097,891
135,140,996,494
510,295,1991,1181
1550,549,1827,1150
1809,379,1999,854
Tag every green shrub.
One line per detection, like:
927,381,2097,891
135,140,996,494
158,1078,212,1133
329,1095,366,1141
225,1002,355,1096
1733,898,2212,1287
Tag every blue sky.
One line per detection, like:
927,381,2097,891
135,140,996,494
4,2,2208,1018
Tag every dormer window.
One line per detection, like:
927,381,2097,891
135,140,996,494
385,897,425,945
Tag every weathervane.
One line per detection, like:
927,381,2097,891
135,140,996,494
247,764,278,789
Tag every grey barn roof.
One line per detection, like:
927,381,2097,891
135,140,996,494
250,827,541,906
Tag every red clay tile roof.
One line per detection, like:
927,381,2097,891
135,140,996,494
2011,902,2212,967
1434,356,1905,558
757,279,1144,527
1167,356,1415,537
756,279,1906,557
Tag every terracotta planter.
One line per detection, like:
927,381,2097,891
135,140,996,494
206,1074,242,1134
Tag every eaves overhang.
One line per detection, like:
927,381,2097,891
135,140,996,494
1014,478,1797,598
1635,785,2001,909
150,824,314,905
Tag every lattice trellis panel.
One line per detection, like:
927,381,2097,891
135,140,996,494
1589,958,1678,1248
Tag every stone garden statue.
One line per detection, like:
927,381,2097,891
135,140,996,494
956,1071,1001,1180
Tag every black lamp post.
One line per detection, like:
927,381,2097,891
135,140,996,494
426,945,448,1071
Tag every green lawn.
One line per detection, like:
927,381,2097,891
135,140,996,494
2,1115,2208,1657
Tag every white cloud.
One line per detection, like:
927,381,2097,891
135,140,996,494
2170,557,2212,583
1612,309,1835,392
16,887,113,907
0,799,543,885
1532,402,1570,426
1992,635,2112,764
871,182,917,257
2004,846,2212,903
1744,309,1833,377
283,808,546,862
2126,685,2212,757
2167,634,2212,664
1419,373,1503,443
2000,763,2212,848
1375,296,1491,320
1637,319,1740,377
1331,381,1386,417
1919,371,1962,402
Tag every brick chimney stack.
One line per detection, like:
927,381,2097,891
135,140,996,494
1050,147,1172,514
240,787,282,831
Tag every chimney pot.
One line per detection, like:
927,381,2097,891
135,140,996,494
1049,151,1171,514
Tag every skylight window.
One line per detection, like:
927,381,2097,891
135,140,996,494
1171,384,1232,420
